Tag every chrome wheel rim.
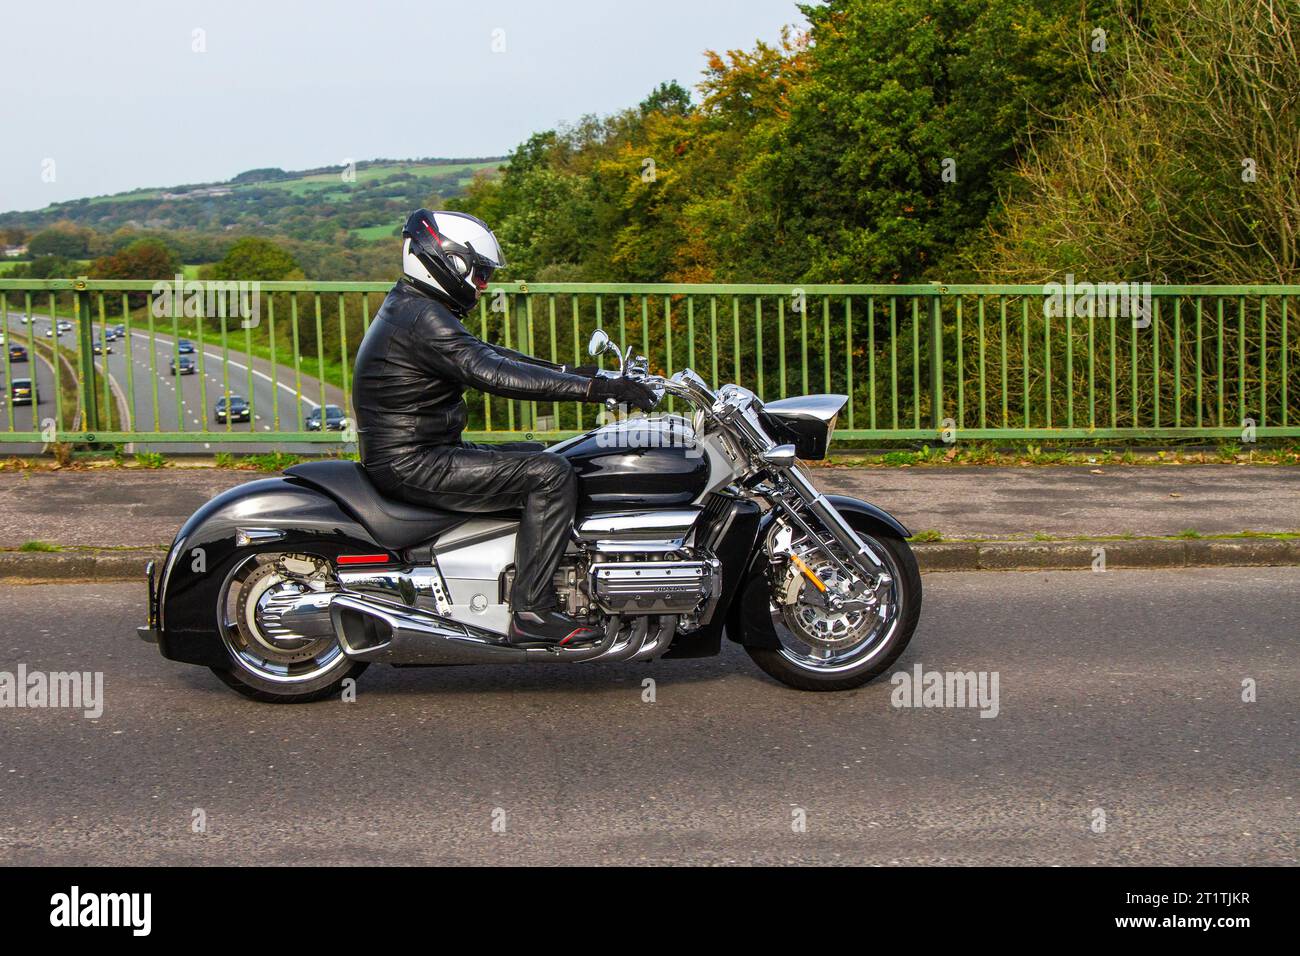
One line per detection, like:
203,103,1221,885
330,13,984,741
218,554,348,685
770,536,902,674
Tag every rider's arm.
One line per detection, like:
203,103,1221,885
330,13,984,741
418,310,593,402
487,343,597,376
486,343,564,372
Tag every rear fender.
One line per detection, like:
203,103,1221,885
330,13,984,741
155,476,390,667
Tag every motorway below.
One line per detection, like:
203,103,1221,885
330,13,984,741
0,567,1294,865
3,311,349,455
0,332,58,456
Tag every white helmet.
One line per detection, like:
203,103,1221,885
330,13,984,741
401,208,507,312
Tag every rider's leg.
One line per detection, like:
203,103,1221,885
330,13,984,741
369,444,595,644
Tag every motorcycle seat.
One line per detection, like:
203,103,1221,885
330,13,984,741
284,460,468,550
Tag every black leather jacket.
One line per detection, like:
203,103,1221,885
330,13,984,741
353,280,592,465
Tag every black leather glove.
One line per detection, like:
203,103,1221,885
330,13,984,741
586,376,659,411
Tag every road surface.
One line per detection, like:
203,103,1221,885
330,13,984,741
3,311,349,455
0,325,67,456
0,567,1294,865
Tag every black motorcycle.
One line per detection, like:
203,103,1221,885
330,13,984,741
137,330,921,701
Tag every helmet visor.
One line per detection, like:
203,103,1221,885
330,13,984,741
471,262,495,291
465,233,505,270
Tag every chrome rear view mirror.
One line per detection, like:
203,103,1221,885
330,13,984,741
588,328,611,357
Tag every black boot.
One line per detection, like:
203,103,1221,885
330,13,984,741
510,609,600,646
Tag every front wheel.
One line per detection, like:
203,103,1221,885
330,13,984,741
744,527,921,692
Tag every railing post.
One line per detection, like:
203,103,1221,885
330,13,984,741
74,278,99,434
929,287,944,431
515,289,533,431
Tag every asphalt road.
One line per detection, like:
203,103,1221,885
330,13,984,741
0,331,57,456
0,567,1294,865
3,311,348,455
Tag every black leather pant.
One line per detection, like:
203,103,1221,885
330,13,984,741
367,442,576,612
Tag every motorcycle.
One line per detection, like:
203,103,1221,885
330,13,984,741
136,329,921,702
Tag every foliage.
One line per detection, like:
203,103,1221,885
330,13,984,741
6,255,79,279
18,540,60,552
4,1,1287,289
452,1,1090,285
27,221,94,258
0,159,500,282
767,0,1089,282
90,238,182,280
212,238,304,281
983,0,1300,283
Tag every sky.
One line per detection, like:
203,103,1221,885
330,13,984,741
0,0,807,213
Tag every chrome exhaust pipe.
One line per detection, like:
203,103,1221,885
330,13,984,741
330,594,528,665
329,592,630,666
631,615,677,661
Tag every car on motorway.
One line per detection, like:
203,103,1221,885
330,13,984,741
93,339,114,355
102,327,119,342
112,324,126,338
7,344,28,363
10,378,38,405
170,355,196,375
214,395,251,423
176,339,196,354
306,404,347,431
46,321,72,338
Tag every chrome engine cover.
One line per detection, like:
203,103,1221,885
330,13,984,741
588,559,720,615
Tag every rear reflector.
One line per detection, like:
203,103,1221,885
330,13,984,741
336,554,391,566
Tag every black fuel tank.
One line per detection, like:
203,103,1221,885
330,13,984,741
557,416,710,512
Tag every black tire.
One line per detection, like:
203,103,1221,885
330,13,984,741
744,528,922,692
211,552,369,704
208,661,368,704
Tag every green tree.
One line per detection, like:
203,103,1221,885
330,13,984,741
27,220,94,258
985,0,1299,283
763,0,1088,282
212,237,304,281
8,255,77,279
639,80,694,116
89,238,181,279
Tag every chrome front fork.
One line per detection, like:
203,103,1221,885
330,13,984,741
773,467,889,590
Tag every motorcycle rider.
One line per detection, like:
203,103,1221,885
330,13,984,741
353,209,658,645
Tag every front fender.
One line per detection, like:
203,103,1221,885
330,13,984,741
155,476,389,667
726,494,911,649
823,494,911,540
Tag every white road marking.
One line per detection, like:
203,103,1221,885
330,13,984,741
128,330,322,408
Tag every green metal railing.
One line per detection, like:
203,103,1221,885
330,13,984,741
1,278,1297,445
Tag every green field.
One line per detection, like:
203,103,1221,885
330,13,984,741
241,160,499,198
349,224,400,241
0,258,91,275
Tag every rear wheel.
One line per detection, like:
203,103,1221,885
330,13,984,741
210,552,365,703
744,524,921,692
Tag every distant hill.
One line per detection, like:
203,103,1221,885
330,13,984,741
0,157,504,243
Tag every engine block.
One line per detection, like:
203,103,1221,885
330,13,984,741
588,559,719,615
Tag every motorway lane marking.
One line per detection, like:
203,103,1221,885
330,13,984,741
128,330,326,408
8,315,325,424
